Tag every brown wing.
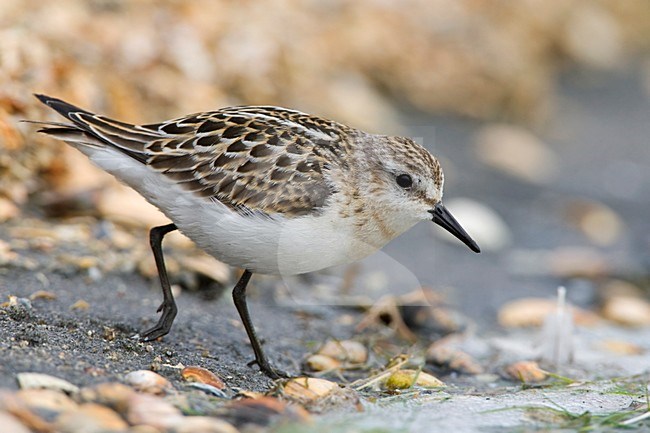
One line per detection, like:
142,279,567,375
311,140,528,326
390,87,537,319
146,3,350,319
37,95,351,217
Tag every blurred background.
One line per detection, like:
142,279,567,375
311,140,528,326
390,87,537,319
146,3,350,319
1,0,649,324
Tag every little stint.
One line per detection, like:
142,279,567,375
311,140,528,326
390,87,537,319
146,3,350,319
35,94,480,378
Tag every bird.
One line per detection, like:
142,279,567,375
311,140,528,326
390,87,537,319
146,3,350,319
34,94,480,378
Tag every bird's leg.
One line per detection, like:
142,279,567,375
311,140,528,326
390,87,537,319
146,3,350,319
232,270,288,379
141,223,178,341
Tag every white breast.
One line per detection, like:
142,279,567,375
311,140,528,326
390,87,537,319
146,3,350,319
74,144,379,275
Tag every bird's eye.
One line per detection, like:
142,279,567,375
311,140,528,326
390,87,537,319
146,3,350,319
396,174,413,188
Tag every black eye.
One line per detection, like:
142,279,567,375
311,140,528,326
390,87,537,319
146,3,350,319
396,174,413,188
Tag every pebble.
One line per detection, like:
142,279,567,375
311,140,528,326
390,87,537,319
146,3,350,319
0,197,20,222
178,254,230,285
601,296,650,327
305,354,341,372
433,198,511,252
497,297,599,328
79,382,136,415
223,396,310,426
98,184,169,228
55,403,128,433
126,393,184,430
317,340,368,364
0,411,32,433
475,124,557,184
547,247,610,278
0,240,18,264
507,247,610,278
561,3,622,69
169,416,239,433
124,370,173,395
15,388,78,414
564,199,624,246
128,426,161,433
599,340,644,356
599,279,644,299
1,389,78,431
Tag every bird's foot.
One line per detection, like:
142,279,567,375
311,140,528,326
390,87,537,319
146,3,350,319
247,359,289,379
141,301,177,341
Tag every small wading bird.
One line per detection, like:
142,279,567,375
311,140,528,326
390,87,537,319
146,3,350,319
34,94,480,378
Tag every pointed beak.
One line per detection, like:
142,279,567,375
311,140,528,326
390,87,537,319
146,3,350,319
429,204,481,253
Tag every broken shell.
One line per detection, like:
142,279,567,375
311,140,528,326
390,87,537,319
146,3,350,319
28,290,57,301
124,370,172,395
426,345,484,375
317,340,368,364
69,299,90,311
504,361,548,383
16,373,79,394
384,369,445,390
181,366,225,390
282,377,338,402
305,354,341,372
2,296,32,316
102,327,116,341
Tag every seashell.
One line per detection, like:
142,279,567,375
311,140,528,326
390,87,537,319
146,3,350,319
180,366,225,390
16,373,79,394
504,361,547,383
317,340,367,364
384,369,445,390
124,370,172,395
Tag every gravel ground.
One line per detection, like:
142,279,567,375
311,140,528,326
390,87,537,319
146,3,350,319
0,68,649,432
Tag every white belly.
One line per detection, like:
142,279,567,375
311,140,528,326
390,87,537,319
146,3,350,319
79,145,378,275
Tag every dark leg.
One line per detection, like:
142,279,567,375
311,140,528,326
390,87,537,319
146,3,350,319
141,223,178,341
232,270,287,379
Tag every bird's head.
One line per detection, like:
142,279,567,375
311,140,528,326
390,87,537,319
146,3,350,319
356,135,480,253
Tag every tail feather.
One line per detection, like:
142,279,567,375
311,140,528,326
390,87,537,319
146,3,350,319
34,94,94,118
34,94,152,163
36,126,104,148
